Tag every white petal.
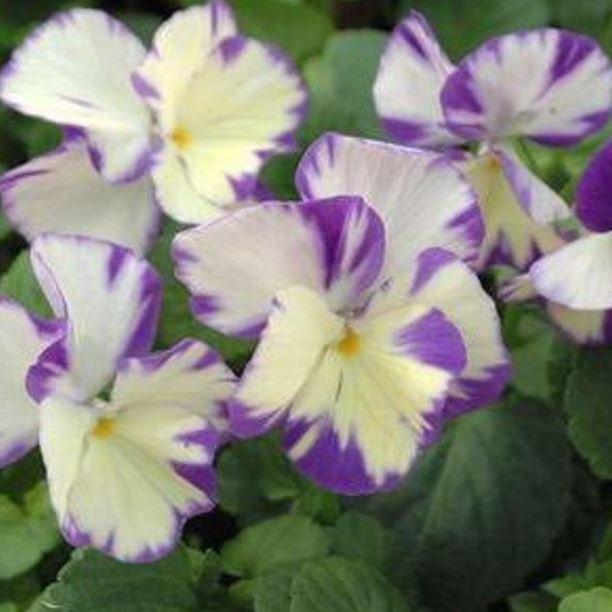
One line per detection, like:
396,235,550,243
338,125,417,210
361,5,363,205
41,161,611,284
0,298,63,467
531,232,612,309
0,141,159,255
297,133,483,268
374,11,461,147
0,10,152,183
28,235,161,401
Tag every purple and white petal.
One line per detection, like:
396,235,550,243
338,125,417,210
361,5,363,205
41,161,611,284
296,133,483,268
232,284,466,494
546,302,612,346
28,235,162,402
112,339,236,436
374,11,462,147
39,395,217,563
173,197,385,338
576,140,612,233
497,273,539,303
0,10,153,183
0,140,160,255
148,36,306,222
441,29,612,145
408,249,510,416
134,0,238,131
462,151,566,270
495,145,571,224
0,297,63,467
531,232,612,309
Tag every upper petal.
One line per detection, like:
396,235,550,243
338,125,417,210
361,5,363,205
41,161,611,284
296,133,483,268
149,36,306,221
39,395,217,562
0,297,63,467
0,10,153,183
374,11,462,147
409,249,510,416
134,1,238,130
530,232,612,309
576,140,612,233
441,30,612,145
0,140,160,255
173,197,385,338
28,235,162,402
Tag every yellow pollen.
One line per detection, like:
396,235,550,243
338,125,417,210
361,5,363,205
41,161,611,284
91,417,117,440
337,327,361,357
171,127,193,150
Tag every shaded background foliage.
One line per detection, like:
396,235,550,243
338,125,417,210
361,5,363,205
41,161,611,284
2,1,612,611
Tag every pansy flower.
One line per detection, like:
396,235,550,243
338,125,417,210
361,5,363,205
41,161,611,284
531,141,612,311
174,191,509,493
0,0,306,249
373,11,612,270
0,235,235,561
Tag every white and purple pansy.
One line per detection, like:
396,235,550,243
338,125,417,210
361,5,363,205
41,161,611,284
0,234,235,562
374,11,612,271
173,196,509,495
0,0,307,246
531,141,612,311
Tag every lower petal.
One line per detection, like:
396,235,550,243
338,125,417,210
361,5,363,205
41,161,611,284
547,302,612,346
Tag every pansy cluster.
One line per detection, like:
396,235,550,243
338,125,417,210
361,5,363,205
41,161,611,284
0,0,610,564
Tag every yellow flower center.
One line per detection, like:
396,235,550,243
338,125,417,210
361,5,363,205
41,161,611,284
171,127,193,150
91,417,117,440
336,327,361,357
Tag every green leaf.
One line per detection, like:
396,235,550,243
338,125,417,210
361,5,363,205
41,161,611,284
0,483,59,580
0,250,51,318
363,398,572,611
253,563,301,612
329,512,393,570
230,0,334,64
0,211,11,242
149,221,253,366
302,30,386,143
221,516,330,578
289,557,410,612
565,347,612,478
549,0,612,37
507,592,557,612
545,558,612,598
119,12,163,44
559,588,612,612
34,548,198,612
399,0,550,60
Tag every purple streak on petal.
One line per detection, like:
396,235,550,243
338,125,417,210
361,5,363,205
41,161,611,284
549,31,596,83
283,420,403,496
530,109,611,147
0,441,34,469
218,36,247,64
107,248,130,285
382,118,430,146
228,398,287,438
411,248,456,295
295,133,336,200
26,337,70,404
131,72,160,101
444,363,511,418
576,141,612,232
394,308,467,375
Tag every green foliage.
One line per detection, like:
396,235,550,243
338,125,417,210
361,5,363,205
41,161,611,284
363,398,572,611
0,250,50,317
558,587,612,611
565,347,612,478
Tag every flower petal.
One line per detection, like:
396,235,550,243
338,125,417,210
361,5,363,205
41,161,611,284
441,30,612,145
296,133,483,267
0,10,152,183
495,145,570,225
232,285,466,494
373,11,462,147
0,140,160,255
112,339,236,436
39,395,217,562
464,151,566,270
134,1,238,130
0,297,63,467
28,235,162,402
531,232,612,309
150,36,305,222
173,197,385,338
576,141,612,232
409,249,510,416
547,302,612,346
